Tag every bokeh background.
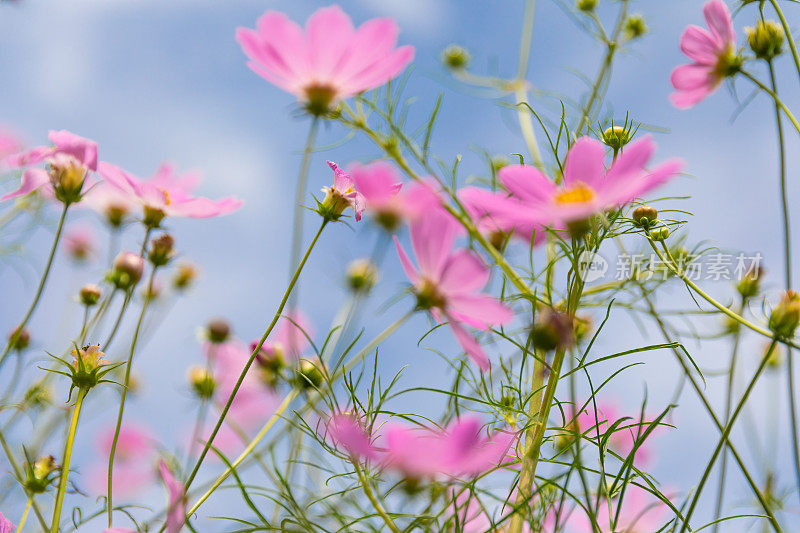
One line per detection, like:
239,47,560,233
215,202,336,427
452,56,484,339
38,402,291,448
1,0,799,529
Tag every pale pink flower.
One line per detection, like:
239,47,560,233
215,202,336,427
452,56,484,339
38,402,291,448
0,127,23,162
0,513,14,533
568,486,670,533
484,136,681,229
459,186,546,247
1,130,97,202
236,5,414,113
350,162,442,230
671,0,739,109
98,162,242,224
322,161,366,221
446,490,492,533
393,209,512,370
63,225,95,262
158,460,185,533
328,414,515,479
80,181,138,226
89,424,154,497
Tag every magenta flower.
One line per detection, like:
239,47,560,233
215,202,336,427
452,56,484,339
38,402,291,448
671,0,739,109
98,162,242,226
328,414,514,479
393,209,512,370
0,513,14,533
236,5,414,114
485,136,681,230
1,130,97,203
158,460,185,533
320,161,366,221
350,162,441,230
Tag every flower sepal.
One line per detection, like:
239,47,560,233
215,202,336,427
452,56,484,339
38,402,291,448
44,344,123,399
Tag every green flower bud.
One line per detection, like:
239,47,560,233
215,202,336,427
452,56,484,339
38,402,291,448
188,366,216,399
649,226,670,242
632,205,658,228
747,20,784,60
769,291,800,338
173,262,198,291
79,284,102,306
206,319,231,344
346,258,378,293
577,0,597,12
442,44,471,70
624,14,648,40
602,126,632,151
148,233,175,267
296,359,325,389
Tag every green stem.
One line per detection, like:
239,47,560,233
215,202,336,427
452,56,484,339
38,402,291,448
17,496,32,531
182,220,328,494
741,70,800,138
0,431,48,531
0,202,70,368
106,267,158,528
514,0,544,168
768,0,800,84
680,340,779,532
354,463,403,533
51,388,87,533
287,117,320,310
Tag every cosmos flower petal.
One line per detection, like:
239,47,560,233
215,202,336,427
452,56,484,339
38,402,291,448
680,25,720,63
563,137,607,189
448,320,490,371
0,168,50,201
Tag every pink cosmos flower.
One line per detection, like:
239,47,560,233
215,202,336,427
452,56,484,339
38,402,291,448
393,209,513,370
64,225,95,262
1,130,97,202
459,186,546,248
322,161,366,221
328,414,514,479
236,5,414,113
671,0,739,109
98,162,242,224
350,162,442,230
158,460,185,533
568,486,670,533
0,127,23,162
0,513,14,533
482,136,681,230
80,182,138,226
89,424,154,498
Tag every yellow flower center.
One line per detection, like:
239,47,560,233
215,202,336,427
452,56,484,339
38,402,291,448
554,183,595,204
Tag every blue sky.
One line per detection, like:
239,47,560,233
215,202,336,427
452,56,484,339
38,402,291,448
1,0,799,529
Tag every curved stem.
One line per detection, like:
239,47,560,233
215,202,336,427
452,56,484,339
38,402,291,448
106,268,158,528
182,220,327,494
288,117,320,311
514,0,544,168
680,340,778,532
51,387,87,533
741,70,800,138
768,0,800,83
0,202,70,368
354,463,403,533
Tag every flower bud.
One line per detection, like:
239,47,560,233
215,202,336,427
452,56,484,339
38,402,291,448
188,366,216,399
769,291,800,338
65,228,94,262
624,14,648,40
110,252,144,289
142,206,166,228
173,262,198,291
68,344,111,391
602,126,631,151
632,205,658,228
531,308,575,352
296,359,325,389
747,20,784,60
25,455,58,494
48,153,86,204
8,326,30,352
105,204,129,228
577,0,597,12
573,313,593,343
766,344,784,369
148,233,175,267
254,341,286,388
649,226,669,241
442,44,471,70
736,268,762,300
346,258,378,293
79,284,102,306
206,319,231,344
23,383,52,409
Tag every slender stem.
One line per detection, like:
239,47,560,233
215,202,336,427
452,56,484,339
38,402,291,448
741,70,800,139
184,311,409,517
768,0,800,84
514,0,544,168
51,388,87,533
680,340,779,532
0,431,48,531
765,57,800,506
182,220,327,494
287,117,320,310
18,496,32,531
106,268,157,528
354,463,403,533
0,202,70,368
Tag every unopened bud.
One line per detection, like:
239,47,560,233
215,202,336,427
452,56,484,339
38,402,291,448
531,308,575,352
48,153,86,204
442,44,471,70
577,0,597,12
110,252,144,289
624,14,648,40
747,20,784,60
347,258,378,293
769,291,800,338
573,314,593,343
649,226,669,241
25,455,58,494
142,206,166,228
105,204,128,227
8,326,30,351
632,205,658,228
173,262,198,291
602,126,631,151
254,341,286,388
188,366,216,399
296,359,325,389
79,284,102,306
736,268,763,300
148,233,175,267
206,319,231,344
